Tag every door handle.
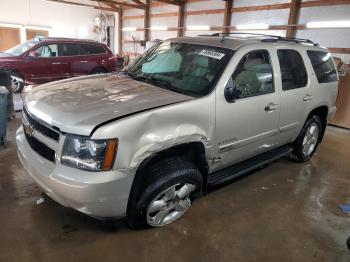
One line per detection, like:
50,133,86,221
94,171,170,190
80,61,88,63
265,103,279,112
52,62,61,65
303,94,313,102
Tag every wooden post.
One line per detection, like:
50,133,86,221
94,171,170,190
177,1,185,37
144,0,150,42
223,0,233,34
118,8,123,56
286,0,301,38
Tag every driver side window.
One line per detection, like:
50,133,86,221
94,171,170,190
227,50,274,98
33,44,58,57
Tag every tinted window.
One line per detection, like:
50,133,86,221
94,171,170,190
81,44,106,55
277,49,307,90
307,50,338,83
226,50,274,98
59,43,80,56
33,44,58,57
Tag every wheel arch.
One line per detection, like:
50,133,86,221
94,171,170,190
307,105,328,142
89,66,108,74
0,66,24,78
126,141,209,216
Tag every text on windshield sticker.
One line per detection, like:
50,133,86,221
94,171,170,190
198,49,225,60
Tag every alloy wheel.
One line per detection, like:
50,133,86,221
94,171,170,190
302,123,319,157
10,75,24,93
146,183,196,227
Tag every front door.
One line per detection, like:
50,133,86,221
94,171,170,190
23,43,66,84
214,48,280,171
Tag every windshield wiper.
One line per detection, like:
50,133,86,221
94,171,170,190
132,75,169,89
128,73,188,95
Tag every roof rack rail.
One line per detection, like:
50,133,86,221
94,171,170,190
209,32,319,46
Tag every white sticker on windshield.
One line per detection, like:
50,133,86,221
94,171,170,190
198,49,225,60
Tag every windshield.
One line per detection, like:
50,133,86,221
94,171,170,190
125,41,233,97
4,40,37,56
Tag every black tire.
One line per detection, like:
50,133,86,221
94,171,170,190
127,157,203,229
91,67,107,74
289,115,323,162
9,72,24,93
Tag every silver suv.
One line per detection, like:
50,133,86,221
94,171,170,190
17,34,338,228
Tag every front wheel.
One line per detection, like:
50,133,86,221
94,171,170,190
289,115,322,162
127,157,203,229
10,72,24,93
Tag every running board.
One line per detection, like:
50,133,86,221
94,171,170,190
208,145,293,186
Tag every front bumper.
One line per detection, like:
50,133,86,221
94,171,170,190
16,126,134,218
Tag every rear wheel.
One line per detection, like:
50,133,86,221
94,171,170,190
10,72,24,93
127,157,203,229
91,67,107,75
289,115,322,162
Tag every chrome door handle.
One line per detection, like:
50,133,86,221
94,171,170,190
265,103,279,112
80,61,88,63
52,62,61,65
303,94,313,102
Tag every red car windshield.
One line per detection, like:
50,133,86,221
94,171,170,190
5,40,37,56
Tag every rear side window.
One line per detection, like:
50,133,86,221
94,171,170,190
307,51,338,83
80,44,106,55
277,49,308,90
58,43,80,56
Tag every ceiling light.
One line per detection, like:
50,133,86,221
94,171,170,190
236,23,269,30
306,21,350,28
187,25,210,31
122,27,137,32
150,26,168,31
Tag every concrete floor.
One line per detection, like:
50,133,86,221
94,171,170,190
1,117,350,262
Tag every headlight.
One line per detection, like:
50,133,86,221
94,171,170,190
61,135,118,171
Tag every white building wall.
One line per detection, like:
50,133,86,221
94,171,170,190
0,0,106,41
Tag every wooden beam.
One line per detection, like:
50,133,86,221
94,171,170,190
232,3,290,12
118,8,123,56
286,0,301,38
301,0,350,8
223,0,233,34
132,0,144,5
91,0,145,9
46,0,119,12
177,1,185,37
328,48,350,54
153,0,181,6
144,0,150,42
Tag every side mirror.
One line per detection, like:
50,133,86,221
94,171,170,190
28,51,39,58
224,84,241,103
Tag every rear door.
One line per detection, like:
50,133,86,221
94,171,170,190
73,43,108,75
275,49,310,144
57,43,81,78
214,48,281,170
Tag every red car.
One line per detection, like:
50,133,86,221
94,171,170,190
0,37,117,92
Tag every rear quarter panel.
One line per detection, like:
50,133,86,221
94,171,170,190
300,46,338,121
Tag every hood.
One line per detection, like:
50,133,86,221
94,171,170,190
25,74,193,136
0,53,16,59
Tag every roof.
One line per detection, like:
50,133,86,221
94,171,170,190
170,33,328,52
32,37,102,44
